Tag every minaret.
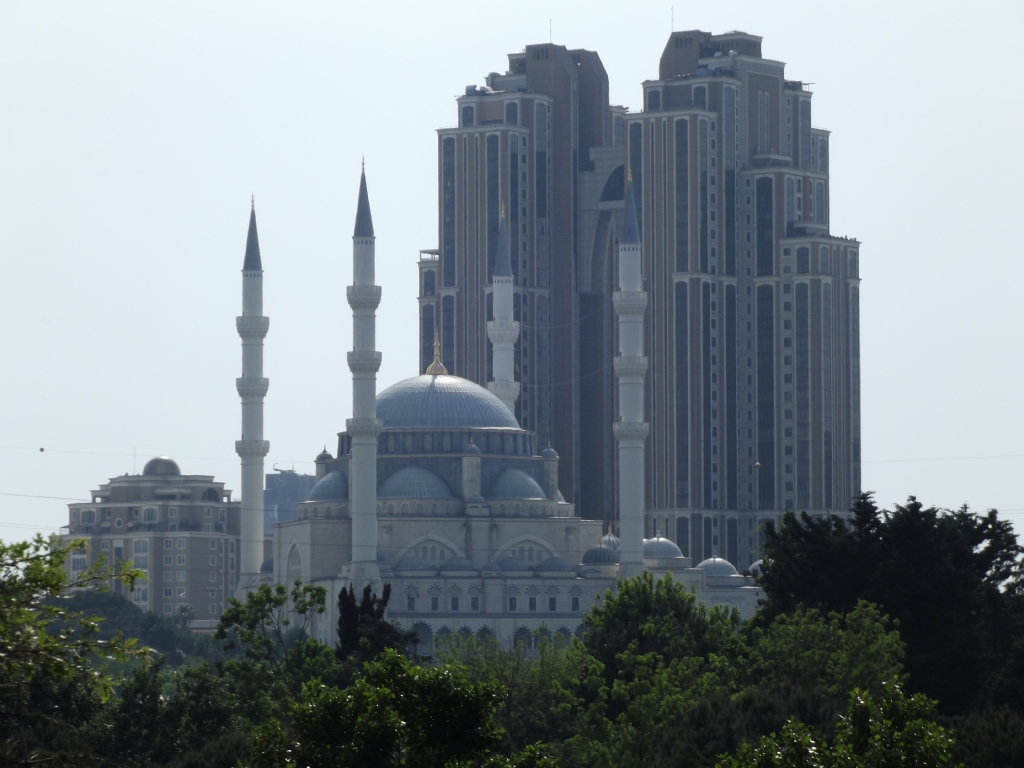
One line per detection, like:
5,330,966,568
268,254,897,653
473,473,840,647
613,172,649,578
486,203,520,418
236,199,270,578
346,166,382,590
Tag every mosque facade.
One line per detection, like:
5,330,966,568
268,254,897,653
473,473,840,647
244,170,761,649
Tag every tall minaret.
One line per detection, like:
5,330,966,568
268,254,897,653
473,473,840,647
487,203,520,418
236,199,270,577
613,172,649,578
346,166,382,590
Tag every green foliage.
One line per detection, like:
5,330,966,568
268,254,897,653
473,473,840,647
717,684,960,768
0,535,145,765
336,582,417,665
759,494,1024,713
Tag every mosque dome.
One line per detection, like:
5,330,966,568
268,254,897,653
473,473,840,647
643,536,684,559
395,554,435,571
535,555,576,572
307,470,348,502
315,447,333,462
748,559,764,576
440,555,477,572
489,469,546,500
143,456,180,476
601,530,621,551
463,440,481,454
376,374,521,430
696,556,740,577
581,544,619,565
378,467,455,499
541,445,559,459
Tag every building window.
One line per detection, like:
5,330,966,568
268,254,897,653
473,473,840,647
163,571,172,582
177,572,186,582
100,541,110,551
470,596,480,612
209,540,217,550
204,508,212,518
169,507,177,518
143,508,156,521
407,596,416,611
177,555,186,565
430,596,439,612
177,539,186,549
115,519,123,528
163,555,172,566
163,604,172,614
571,597,580,612
178,588,186,598
208,572,217,582
528,596,537,612
450,596,459,611
163,588,172,598
71,556,87,571
203,524,212,533
209,555,217,566
209,604,217,615
508,597,518,612
548,597,557,612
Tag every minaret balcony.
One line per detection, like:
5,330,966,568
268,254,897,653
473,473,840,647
613,421,650,441
235,439,270,459
612,291,649,317
236,377,270,398
613,356,649,379
346,285,382,310
236,316,270,339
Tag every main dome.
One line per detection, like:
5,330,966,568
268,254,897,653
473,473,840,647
376,375,520,430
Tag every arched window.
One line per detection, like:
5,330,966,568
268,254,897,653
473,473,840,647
286,546,302,580
202,489,219,501
505,101,519,125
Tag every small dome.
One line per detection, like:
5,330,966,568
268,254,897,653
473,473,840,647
696,556,740,577
748,559,764,576
644,536,684,559
260,557,273,574
497,556,530,571
535,555,575,572
376,375,521,430
554,489,566,503
307,470,348,502
315,447,333,462
541,445,559,459
601,530,621,551
463,441,481,454
581,544,619,565
378,467,455,499
440,555,477,572
489,469,546,500
468,494,485,504
143,456,180,476
395,554,435,571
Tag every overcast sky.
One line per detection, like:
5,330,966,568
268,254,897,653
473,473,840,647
2,0,1022,545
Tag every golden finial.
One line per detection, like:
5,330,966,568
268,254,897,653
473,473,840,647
425,327,448,375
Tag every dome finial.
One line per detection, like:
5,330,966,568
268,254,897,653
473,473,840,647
425,327,448,375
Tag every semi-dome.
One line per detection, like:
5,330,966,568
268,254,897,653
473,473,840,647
696,556,740,577
143,456,180,476
440,555,477,572
395,554,435,571
378,467,455,499
489,468,546,500
581,544,619,565
535,555,575,572
376,374,521,430
307,470,348,502
643,536,684,559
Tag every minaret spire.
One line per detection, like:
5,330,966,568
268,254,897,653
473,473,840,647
236,201,270,580
425,328,448,375
486,202,520,418
346,166,383,591
614,173,649,577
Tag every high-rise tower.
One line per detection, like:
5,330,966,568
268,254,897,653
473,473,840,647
346,168,383,590
486,204,520,417
236,201,270,577
614,176,648,577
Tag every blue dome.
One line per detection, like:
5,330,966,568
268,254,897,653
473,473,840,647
260,556,273,574
643,536,684,559
395,554,435,571
497,556,530,571
376,375,521,430
696,557,740,577
378,467,455,499
582,544,619,565
315,447,333,462
440,555,477,572
143,456,180,476
307,470,348,502
601,530,621,551
489,469,546,500
541,445,559,459
535,555,575,572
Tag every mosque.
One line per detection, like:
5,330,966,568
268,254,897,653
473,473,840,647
237,170,760,650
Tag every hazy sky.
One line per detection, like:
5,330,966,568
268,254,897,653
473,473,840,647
2,0,1022,545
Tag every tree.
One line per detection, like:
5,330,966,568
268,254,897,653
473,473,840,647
0,535,143,765
717,683,960,768
336,583,416,664
758,494,1024,713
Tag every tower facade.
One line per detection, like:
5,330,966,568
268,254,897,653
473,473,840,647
486,205,520,416
346,169,383,590
614,177,648,577
236,202,270,576
632,31,860,567
418,44,613,507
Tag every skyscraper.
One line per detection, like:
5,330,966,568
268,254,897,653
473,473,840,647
420,32,861,568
